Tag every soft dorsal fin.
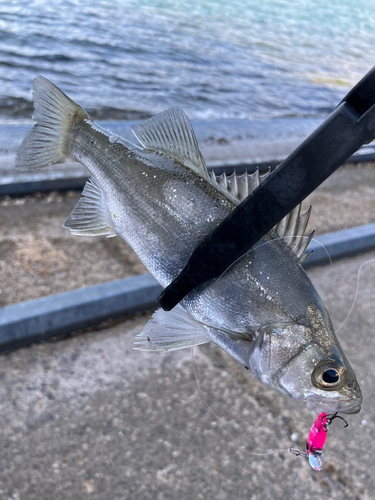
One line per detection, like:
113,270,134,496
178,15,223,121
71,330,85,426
132,107,209,179
210,167,313,261
63,177,116,237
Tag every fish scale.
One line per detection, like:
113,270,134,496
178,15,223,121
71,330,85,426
70,120,231,285
15,76,362,415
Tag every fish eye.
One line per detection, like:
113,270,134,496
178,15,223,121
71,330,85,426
312,362,346,390
322,369,339,384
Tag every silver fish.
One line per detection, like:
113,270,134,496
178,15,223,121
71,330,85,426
16,76,362,414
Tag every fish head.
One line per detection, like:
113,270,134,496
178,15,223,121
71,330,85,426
249,304,362,415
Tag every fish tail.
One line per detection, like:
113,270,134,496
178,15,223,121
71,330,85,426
15,76,89,170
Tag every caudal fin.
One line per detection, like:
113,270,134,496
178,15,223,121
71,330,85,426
15,76,89,170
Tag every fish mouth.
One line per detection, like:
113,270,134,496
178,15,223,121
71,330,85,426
341,403,361,415
306,394,362,415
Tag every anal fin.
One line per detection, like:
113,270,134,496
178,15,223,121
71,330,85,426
63,177,115,237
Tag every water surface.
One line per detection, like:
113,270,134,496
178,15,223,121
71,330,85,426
1,0,374,120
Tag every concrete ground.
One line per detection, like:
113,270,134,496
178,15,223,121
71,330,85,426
1,156,375,499
0,250,375,500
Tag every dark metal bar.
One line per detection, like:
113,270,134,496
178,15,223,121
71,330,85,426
303,223,375,268
0,176,89,196
1,223,375,354
0,274,162,353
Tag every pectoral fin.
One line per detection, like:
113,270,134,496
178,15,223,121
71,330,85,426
203,326,252,369
134,304,210,352
134,304,252,369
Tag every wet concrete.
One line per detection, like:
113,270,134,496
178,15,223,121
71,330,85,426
0,251,374,500
301,162,375,236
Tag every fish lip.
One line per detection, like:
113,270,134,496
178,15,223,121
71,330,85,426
340,403,361,415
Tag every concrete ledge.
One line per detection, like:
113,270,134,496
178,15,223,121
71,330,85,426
1,117,374,197
304,223,375,268
1,223,375,353
0,274,162,353
0,176,89,196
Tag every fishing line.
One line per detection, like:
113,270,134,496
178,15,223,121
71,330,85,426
190,241,371,466
335,257,375,334
215,234,333,284
190,234,334,460
191,346,291,459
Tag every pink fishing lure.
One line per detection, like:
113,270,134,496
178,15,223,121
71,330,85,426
290,412,348,470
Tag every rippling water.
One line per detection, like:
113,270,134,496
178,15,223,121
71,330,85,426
1,0,374,120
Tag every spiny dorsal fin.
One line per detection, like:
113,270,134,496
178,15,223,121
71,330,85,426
63,177,116,237
210,167,313,261
134,304,210,352
209,167,271,205
132,107,208,179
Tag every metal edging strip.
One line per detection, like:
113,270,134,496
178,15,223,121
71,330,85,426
0,222,375,353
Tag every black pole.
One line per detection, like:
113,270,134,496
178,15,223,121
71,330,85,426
158,66,375,311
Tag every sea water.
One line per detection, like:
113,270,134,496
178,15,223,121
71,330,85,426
0,0,374,121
